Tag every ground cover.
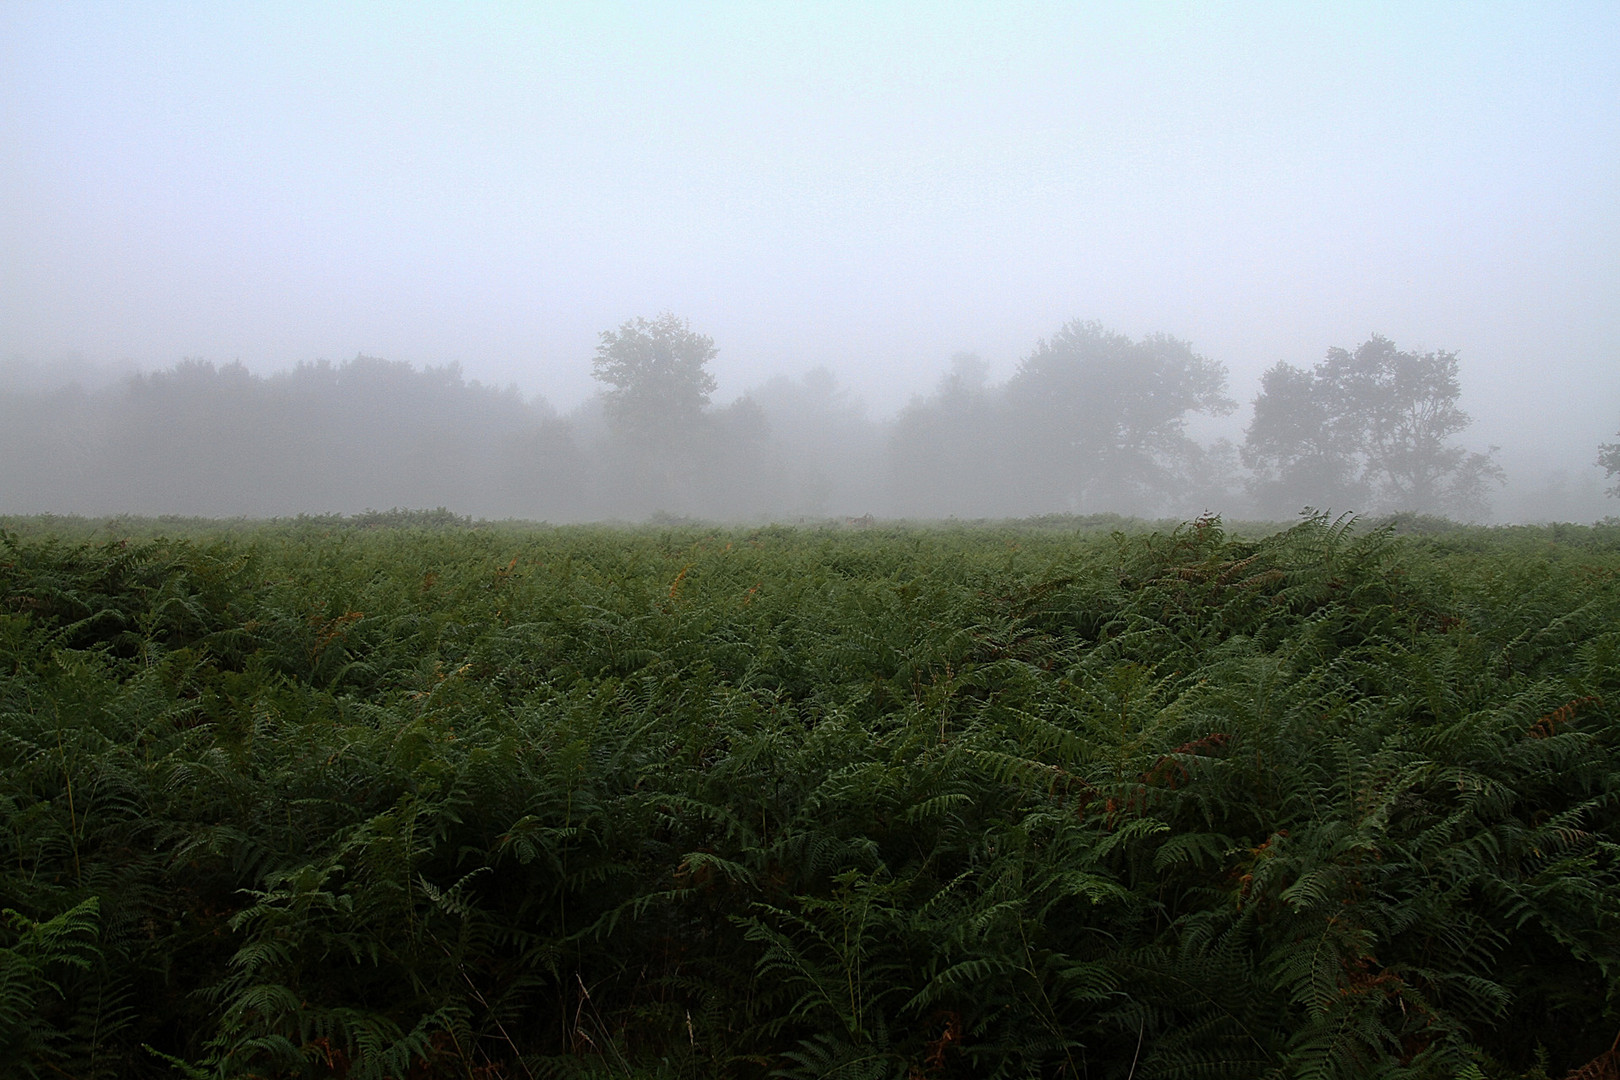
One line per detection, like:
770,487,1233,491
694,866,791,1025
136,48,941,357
1,514,1617,1078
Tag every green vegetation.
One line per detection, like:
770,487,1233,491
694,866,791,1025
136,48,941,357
1,514,1616,1078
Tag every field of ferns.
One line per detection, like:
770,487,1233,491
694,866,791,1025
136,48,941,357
1,512,1617,1080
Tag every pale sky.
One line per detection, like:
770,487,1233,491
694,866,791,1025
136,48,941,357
3,2,1616,478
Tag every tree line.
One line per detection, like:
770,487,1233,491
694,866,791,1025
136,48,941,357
1,314,1601,521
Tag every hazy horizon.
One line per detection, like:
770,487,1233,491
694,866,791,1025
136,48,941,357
3,3,1617,521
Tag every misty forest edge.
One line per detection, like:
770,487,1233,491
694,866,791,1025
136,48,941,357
8,315,1616,526
4,317,1620,1078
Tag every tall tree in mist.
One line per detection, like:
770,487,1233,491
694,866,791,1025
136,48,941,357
590,313,770,515
1242,360,1367,514
592,314,718,453
1244,335,1503,518
1004,322,1233,514
1601,433,1620,497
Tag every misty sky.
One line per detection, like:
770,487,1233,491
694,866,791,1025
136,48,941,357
3,2,1617,478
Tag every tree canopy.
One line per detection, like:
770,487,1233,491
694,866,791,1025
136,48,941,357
591,312,718,451
588,313,779,516
1005,321,1234,514
1244,334,1502,519
1601,433,1620,498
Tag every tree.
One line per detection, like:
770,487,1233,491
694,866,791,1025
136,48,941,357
1601,433,1620,497
591,313,755,515
592,313,718,454
1243,359,1369,515
1243,334,1503,519
1004,322,1233,514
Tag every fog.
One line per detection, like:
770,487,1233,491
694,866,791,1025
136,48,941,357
2,5,1616,523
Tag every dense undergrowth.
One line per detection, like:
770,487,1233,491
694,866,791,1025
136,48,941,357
1,514,1616,1078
